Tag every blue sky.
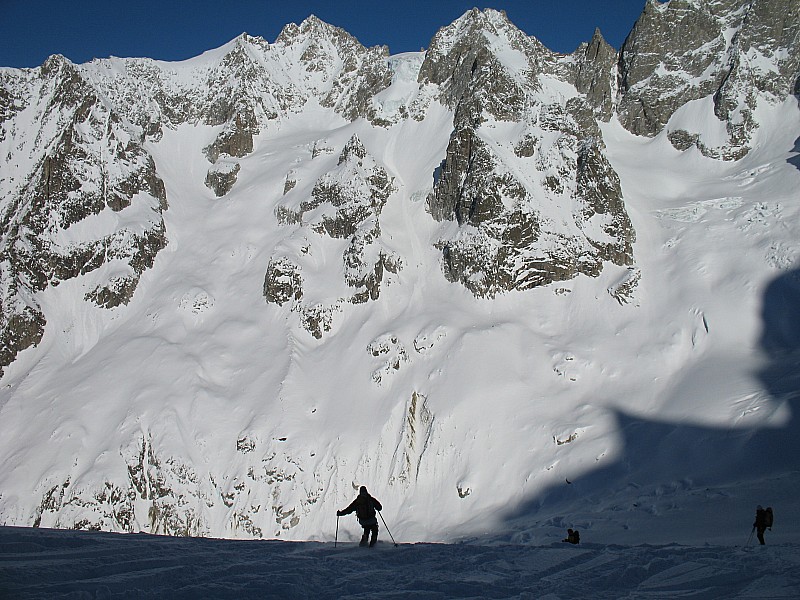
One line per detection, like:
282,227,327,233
0,1,647,68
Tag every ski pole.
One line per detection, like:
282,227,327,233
378,510,398,547
335,515,339,548
746,527,754,547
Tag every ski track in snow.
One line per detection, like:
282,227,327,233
2,526,798,599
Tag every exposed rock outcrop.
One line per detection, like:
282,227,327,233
423,9,634,297
265,135,400,336
618,0,800,159
0,56,167,374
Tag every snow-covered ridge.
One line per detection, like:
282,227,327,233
0,4,799,545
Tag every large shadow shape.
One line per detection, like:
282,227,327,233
501,267,800,530
789,136,800,170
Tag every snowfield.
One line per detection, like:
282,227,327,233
2,526,799,599
1,5,800,598
3,89,797,546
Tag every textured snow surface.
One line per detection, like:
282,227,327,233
2,526,799,599
0,90,799,544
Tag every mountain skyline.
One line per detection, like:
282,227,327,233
1,0,648,68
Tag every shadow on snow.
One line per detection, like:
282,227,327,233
499,267,800,541
789,135,800,170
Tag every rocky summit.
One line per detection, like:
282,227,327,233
0,2,798,541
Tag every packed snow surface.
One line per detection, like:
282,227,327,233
2,526,798,599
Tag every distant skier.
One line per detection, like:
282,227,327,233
337,486,383,547
753,505,773,545
562,528,580,544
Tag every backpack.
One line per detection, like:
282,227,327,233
765,507,774,528
356,496,376,523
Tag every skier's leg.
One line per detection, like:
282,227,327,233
360,527,369,546
369,523,378,547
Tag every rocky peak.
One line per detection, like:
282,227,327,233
234,32,270,53
275,14,383,76
421,8,529,59
39,53,75,77
275,15,342,44
423,10,634,298
570,28,618,121
38,55,94,113
419,8,549,122
275,16,392,123
618,0,799,159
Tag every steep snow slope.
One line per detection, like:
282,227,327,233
2,91,797,543
0,6,798,545
502,96,800,546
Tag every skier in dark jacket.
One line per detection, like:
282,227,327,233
753,505,773,545
337,486,383,547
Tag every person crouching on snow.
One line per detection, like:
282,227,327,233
562,528,580,544
338,486,383,547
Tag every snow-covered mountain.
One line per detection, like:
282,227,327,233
0,1,798,544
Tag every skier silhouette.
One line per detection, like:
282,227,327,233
753,505,773,545
337,486,383,547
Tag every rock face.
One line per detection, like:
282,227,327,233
0,56,167,375
0,4,797,537
618,0,800,159
422,10,634,297
0,18,395,372
266,134,400,336
205,162,241,197
572,29,619,121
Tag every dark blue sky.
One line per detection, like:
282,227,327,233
0,1,647,68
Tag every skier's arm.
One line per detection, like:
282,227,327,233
337,499,358,516
373,498,383,511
